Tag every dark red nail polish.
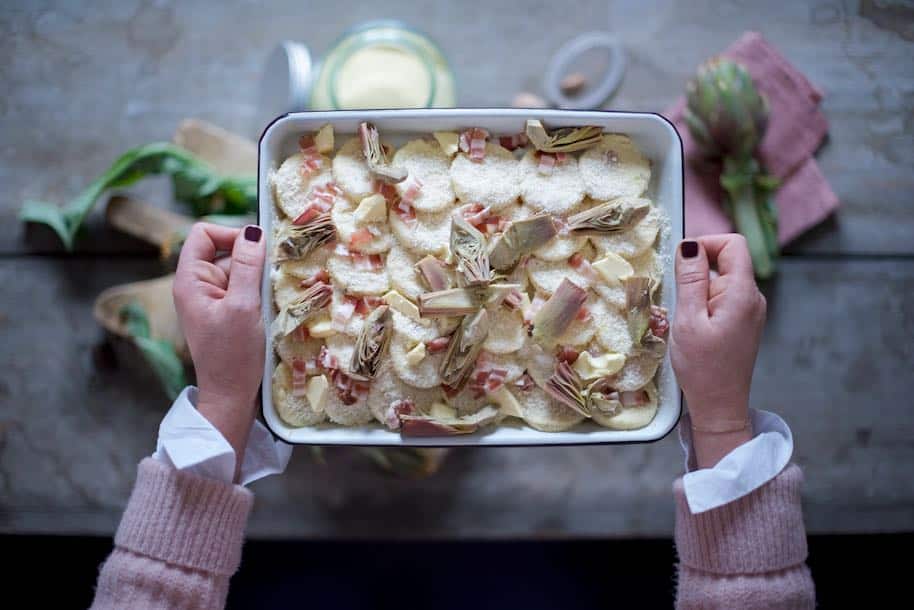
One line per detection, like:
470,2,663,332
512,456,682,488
681,240,698,258
244,225,262,242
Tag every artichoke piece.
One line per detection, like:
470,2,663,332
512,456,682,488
400,406,499,437
565,200,650,237
531,278,587,348
418,288,481,317
358,122,407,184
439,308,490,390
450,214,493,286
488,214,558,271
415,255,452,291
624,276,653,344
544,360,589,417
272,282,333,337
586,377,622,417
525,119,603,153
276,213,336,261
349,305,392,381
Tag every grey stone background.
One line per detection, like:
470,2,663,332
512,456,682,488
1,0,912,538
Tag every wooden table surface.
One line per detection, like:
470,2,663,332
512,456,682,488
1,0,912,538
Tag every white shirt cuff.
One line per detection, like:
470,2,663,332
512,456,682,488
678,408,793,514
152,386,293,486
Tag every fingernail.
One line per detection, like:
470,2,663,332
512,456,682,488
244,225,262,242
681,240,698,259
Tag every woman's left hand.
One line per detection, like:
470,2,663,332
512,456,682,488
173,223,266,479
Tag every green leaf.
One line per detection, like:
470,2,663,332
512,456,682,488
135,336,188,401
119,301,187,400
20,142,257,250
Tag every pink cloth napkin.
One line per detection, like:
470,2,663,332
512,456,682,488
664,31,839,244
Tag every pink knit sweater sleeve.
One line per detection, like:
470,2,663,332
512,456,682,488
91,458,253,610
674,464,815,609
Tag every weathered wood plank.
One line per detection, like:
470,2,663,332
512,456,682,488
1,258,911,537
2,1,911,255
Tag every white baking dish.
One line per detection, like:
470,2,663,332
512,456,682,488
259,109,683,446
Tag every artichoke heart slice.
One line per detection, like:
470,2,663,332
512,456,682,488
276,213,336,261
358,121,407,183
525,119,603,153
272,281,333,337
565,200,650,237
488,214,558,271
350,304,392,381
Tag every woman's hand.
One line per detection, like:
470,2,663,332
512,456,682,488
173,223,266,479
671,234,767,469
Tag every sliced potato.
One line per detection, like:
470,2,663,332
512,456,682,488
556,293,606,346
482,305,526,354
518,150,585,214
389,207,452,257
393,139,456,212
391,309,438,344
450,142,520,211
331,195,393,255
323,385,373,426
579,134,651,201
594,304,634,354
331,136,380,199
386,245,425,300
527,257,591,295
327,253,390,296
272,361,327,427
275,335,323,366
367,362,442,426
390,336,445,388
610,352,661,392
272,267,302,310
270,152,334,220
515,386,584,432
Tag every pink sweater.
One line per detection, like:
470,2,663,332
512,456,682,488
91,459,814,609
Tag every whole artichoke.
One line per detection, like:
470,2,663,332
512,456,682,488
684,59,778,279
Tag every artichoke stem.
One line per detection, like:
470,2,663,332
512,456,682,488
722,157,774,279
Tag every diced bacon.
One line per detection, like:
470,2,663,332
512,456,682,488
575,306,591,322
499,133,529,151
619,390,650,407
514,373,535,391
373,179,399,203
557,346,580,364
425,337,450,354
401,175,424,205
555,152,568,164
496,217,510,233
461,203,491,229
503,289,523,310
441,383,461,398
351,380,371,401
298,135,315,150
291,358,308,397
318,345,339,370
483,217,501,235
369,254,384,270
568,253,597,284
485,368,508,393
292,205,319,225
291,324,310,342
384,399,416,430
349,227,374,250
332,298,356,331
299,269,331,288
352,295,376,316
536,152,556,176
649,305,669,339
460,128,490,162
395,198,417,226
304,358,320,376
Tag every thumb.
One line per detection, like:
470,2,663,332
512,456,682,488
675,239,710,322
226,225,266,308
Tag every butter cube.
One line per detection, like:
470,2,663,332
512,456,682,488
354,194,388,225
429,402,457,419
488,385,523,418
305,375,329,413
406,342,427,366
592,253,634,286
384,290,422,321
314,124,334,154
433,131,460,156
573,351,626,380
306,313,336,338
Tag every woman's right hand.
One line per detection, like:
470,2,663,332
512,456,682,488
670,234,767,468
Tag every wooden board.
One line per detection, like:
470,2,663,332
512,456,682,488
1,0,912,255
1,258,912,537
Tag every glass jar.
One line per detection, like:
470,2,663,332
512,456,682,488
310,20,456,110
